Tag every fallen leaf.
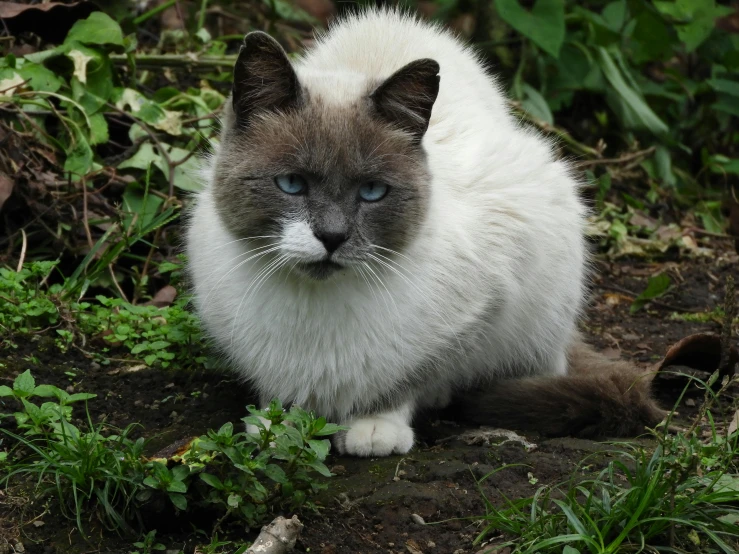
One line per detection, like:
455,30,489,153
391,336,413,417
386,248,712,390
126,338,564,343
656,333,738,376
0,71,25,96
728,410,738,437
0,171,13,211
143,285,177,308
0,1,98,43
406,539,424,554
653,333,738,397
630,211,658,230
67,49,94,84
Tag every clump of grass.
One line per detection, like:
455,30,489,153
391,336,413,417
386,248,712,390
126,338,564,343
473,372,739,553
0,262,206,368
1,370,341,537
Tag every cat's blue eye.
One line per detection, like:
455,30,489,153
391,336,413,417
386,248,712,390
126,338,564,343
358,181,389,202
275,174,307,195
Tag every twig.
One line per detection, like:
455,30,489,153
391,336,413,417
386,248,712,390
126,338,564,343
0,293,18,305
507,100,603,160
81,177,94,251
597,283,702,313
685,227,735,239
109,53,237,69
718,276,736,377
16,228,27,272
574,146,656,169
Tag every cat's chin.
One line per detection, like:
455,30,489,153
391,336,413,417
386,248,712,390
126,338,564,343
296,259,345,280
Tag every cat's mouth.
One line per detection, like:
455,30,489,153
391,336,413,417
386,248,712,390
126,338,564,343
297,259,344,280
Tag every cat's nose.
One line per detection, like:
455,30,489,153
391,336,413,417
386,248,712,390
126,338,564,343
315,231,347,253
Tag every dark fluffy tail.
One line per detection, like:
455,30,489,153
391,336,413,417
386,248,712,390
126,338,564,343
457,339,666,438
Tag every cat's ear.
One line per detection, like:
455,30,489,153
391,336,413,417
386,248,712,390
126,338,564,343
370,59,440,144
232,31,301,127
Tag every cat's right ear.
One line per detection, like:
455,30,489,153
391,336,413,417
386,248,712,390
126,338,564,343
232,31,301,127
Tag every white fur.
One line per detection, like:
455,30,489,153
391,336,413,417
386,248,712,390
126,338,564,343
280,220,327,261
187,10,587,457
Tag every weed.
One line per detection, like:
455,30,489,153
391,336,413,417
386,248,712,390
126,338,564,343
131,530,166,554
1,371,341,536
473,372,739,553
0,263,207,369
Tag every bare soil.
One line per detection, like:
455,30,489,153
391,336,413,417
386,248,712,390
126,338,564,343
1,238,738,554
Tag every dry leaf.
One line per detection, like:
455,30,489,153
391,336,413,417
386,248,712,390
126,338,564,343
0,171,13,211
728,410,738,437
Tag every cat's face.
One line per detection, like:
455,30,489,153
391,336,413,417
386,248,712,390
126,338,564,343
212,32,440,280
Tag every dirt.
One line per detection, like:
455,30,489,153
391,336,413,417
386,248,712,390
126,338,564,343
1,238,738,554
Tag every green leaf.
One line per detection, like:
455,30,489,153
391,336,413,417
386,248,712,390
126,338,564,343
171,464,190,481
66,12,124,48
200,473,224,490
563,547,581,554
631,273,671,313
148,340,170,350
167,480,187,493
217,422,234,437
307,460,333,478
707,78,739,97
0,386,14,397
595,47,668,136
495,0,565,58
32,384,62,398
313,422,345,437
63,129,95,180
227,493,242,508
17,62,62,93
168,492,187,510
67,393,97,402
308,439,331,460
88,113,109,145
263,464,289,484
521,83,554,124
13,370,35,396
143,476,160,489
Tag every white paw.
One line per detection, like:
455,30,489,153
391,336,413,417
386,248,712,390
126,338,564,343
340,417,414,457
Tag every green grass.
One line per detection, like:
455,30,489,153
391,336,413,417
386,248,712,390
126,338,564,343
473,374,739,554
1,370,342,537
1,262,207,369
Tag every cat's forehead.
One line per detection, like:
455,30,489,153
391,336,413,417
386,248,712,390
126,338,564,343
296,67,372,105
232,96,421,182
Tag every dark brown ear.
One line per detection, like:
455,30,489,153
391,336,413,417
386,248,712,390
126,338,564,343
232,31,301,127
370,59,440,144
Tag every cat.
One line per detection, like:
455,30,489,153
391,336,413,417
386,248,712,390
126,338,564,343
186,9,665,457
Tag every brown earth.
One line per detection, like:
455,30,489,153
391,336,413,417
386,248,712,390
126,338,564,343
1,237,738,554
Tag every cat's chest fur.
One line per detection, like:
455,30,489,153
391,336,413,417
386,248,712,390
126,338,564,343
188,189,498,417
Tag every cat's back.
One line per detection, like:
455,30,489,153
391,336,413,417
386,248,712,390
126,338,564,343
298,9,508,122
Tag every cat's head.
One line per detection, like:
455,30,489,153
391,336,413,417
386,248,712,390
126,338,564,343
212,31,440,280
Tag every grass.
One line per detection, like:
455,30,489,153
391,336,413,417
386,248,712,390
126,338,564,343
0,371,342,538
1,261,207,369
473,373,739,554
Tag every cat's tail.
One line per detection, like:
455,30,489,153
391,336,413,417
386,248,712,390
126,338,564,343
457,338,667,438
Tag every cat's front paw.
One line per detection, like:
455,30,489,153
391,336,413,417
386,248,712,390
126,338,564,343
336,417,414,457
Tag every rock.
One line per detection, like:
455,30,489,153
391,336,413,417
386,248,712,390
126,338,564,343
410,513,425,526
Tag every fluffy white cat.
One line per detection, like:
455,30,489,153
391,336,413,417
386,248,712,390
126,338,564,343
186,9,662,457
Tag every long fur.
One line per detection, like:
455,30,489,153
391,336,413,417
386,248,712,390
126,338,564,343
186,9,663,455
457,338,666,438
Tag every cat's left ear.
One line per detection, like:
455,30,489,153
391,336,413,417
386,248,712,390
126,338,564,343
370,59,440,144
232,31,301,127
